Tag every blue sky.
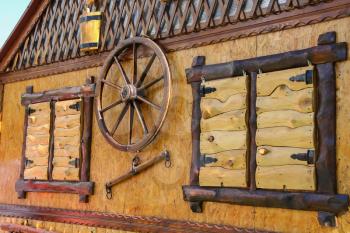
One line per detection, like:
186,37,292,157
0,1,31,48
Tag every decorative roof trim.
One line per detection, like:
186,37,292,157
0,0,349,84
0,203,274,233
0,0,50,72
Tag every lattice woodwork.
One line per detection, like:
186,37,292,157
6,0,325,72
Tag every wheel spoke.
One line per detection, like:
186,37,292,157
114,56,130,85
136,96,161,111
129,104,134,144
133,101,148,134
135,53,157,87
111,103,129,136
101,79,122,90
132,42,137,85
100,99,123,113
139,75,163,91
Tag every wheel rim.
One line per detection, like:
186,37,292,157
95,37,171,152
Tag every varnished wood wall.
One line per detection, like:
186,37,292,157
0,18,350,233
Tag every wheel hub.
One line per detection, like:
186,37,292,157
121,84,137,102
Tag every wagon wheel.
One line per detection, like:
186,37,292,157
95,37,171,152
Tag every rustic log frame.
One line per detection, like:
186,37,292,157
16,78,95,202
183,32,349,222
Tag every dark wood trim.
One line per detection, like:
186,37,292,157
79,78,94,203
182,186,349,215
248,72,257,191
15,180,93,196
185,42,347,83
47,100,56,181
0,0,349,84
0,223,55,233
21,84,96,105
17,86,33,199
0,204,274,233
315,63,337,194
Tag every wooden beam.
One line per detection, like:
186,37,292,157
0,204,275,233
186,42,347,83
15,180,94,196
182,186,349,214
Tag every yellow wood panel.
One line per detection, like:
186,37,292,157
201,93,246,119
25,156,48,168
200,130,247,154
26,144,49,157
55,114,81,128
52,156,78,168
27,124,50,135
256,126,314,148
256,165,315,191
256,146,312,166
256,86,313,114
26,134,50,145
199,167,246,187
55,147,80,157
54,136,80,148
24,166,47,180
28,115,50,127
29,102,51,115
55,99,81,116
201,109,246,132
54,126,80,137
202,150,246,170
203,76,247,102
257,110,313,129
52,167,79,181
257,66,313,96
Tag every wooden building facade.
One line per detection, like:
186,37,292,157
0,0,349,232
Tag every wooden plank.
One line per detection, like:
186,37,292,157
26,145,49,157
55,99,81,117
26,134,50,145
199,167,246,187
52,167,79,181
201,93,246,119
25,156,48,168
28,102,51,115
200,131,247,154
257,110,313,129
257,66,313,96
24,166,48,180
55,114,80,129
27,124,50,135
28,115,50,127
54,136,80,148
256,165,315,191
201,110,246,132
256,86,313,114
256,126,314,148
203,76,247,102
256,146,312,166
52,157,78,168
202,150,246,170
54,126,80,137
55,146,80,158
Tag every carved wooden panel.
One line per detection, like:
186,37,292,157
24,102,51,180
256,66,315,191
199,76,247,188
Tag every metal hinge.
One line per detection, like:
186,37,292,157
200,85,216,97
25,158,33,168
289,70,314,84
200,154,218,166
69,158,80,168
290,150,315,164
28,107,36,115
69,102,81,111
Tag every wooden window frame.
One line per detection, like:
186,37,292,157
15,78,95,203
182,32,349,224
